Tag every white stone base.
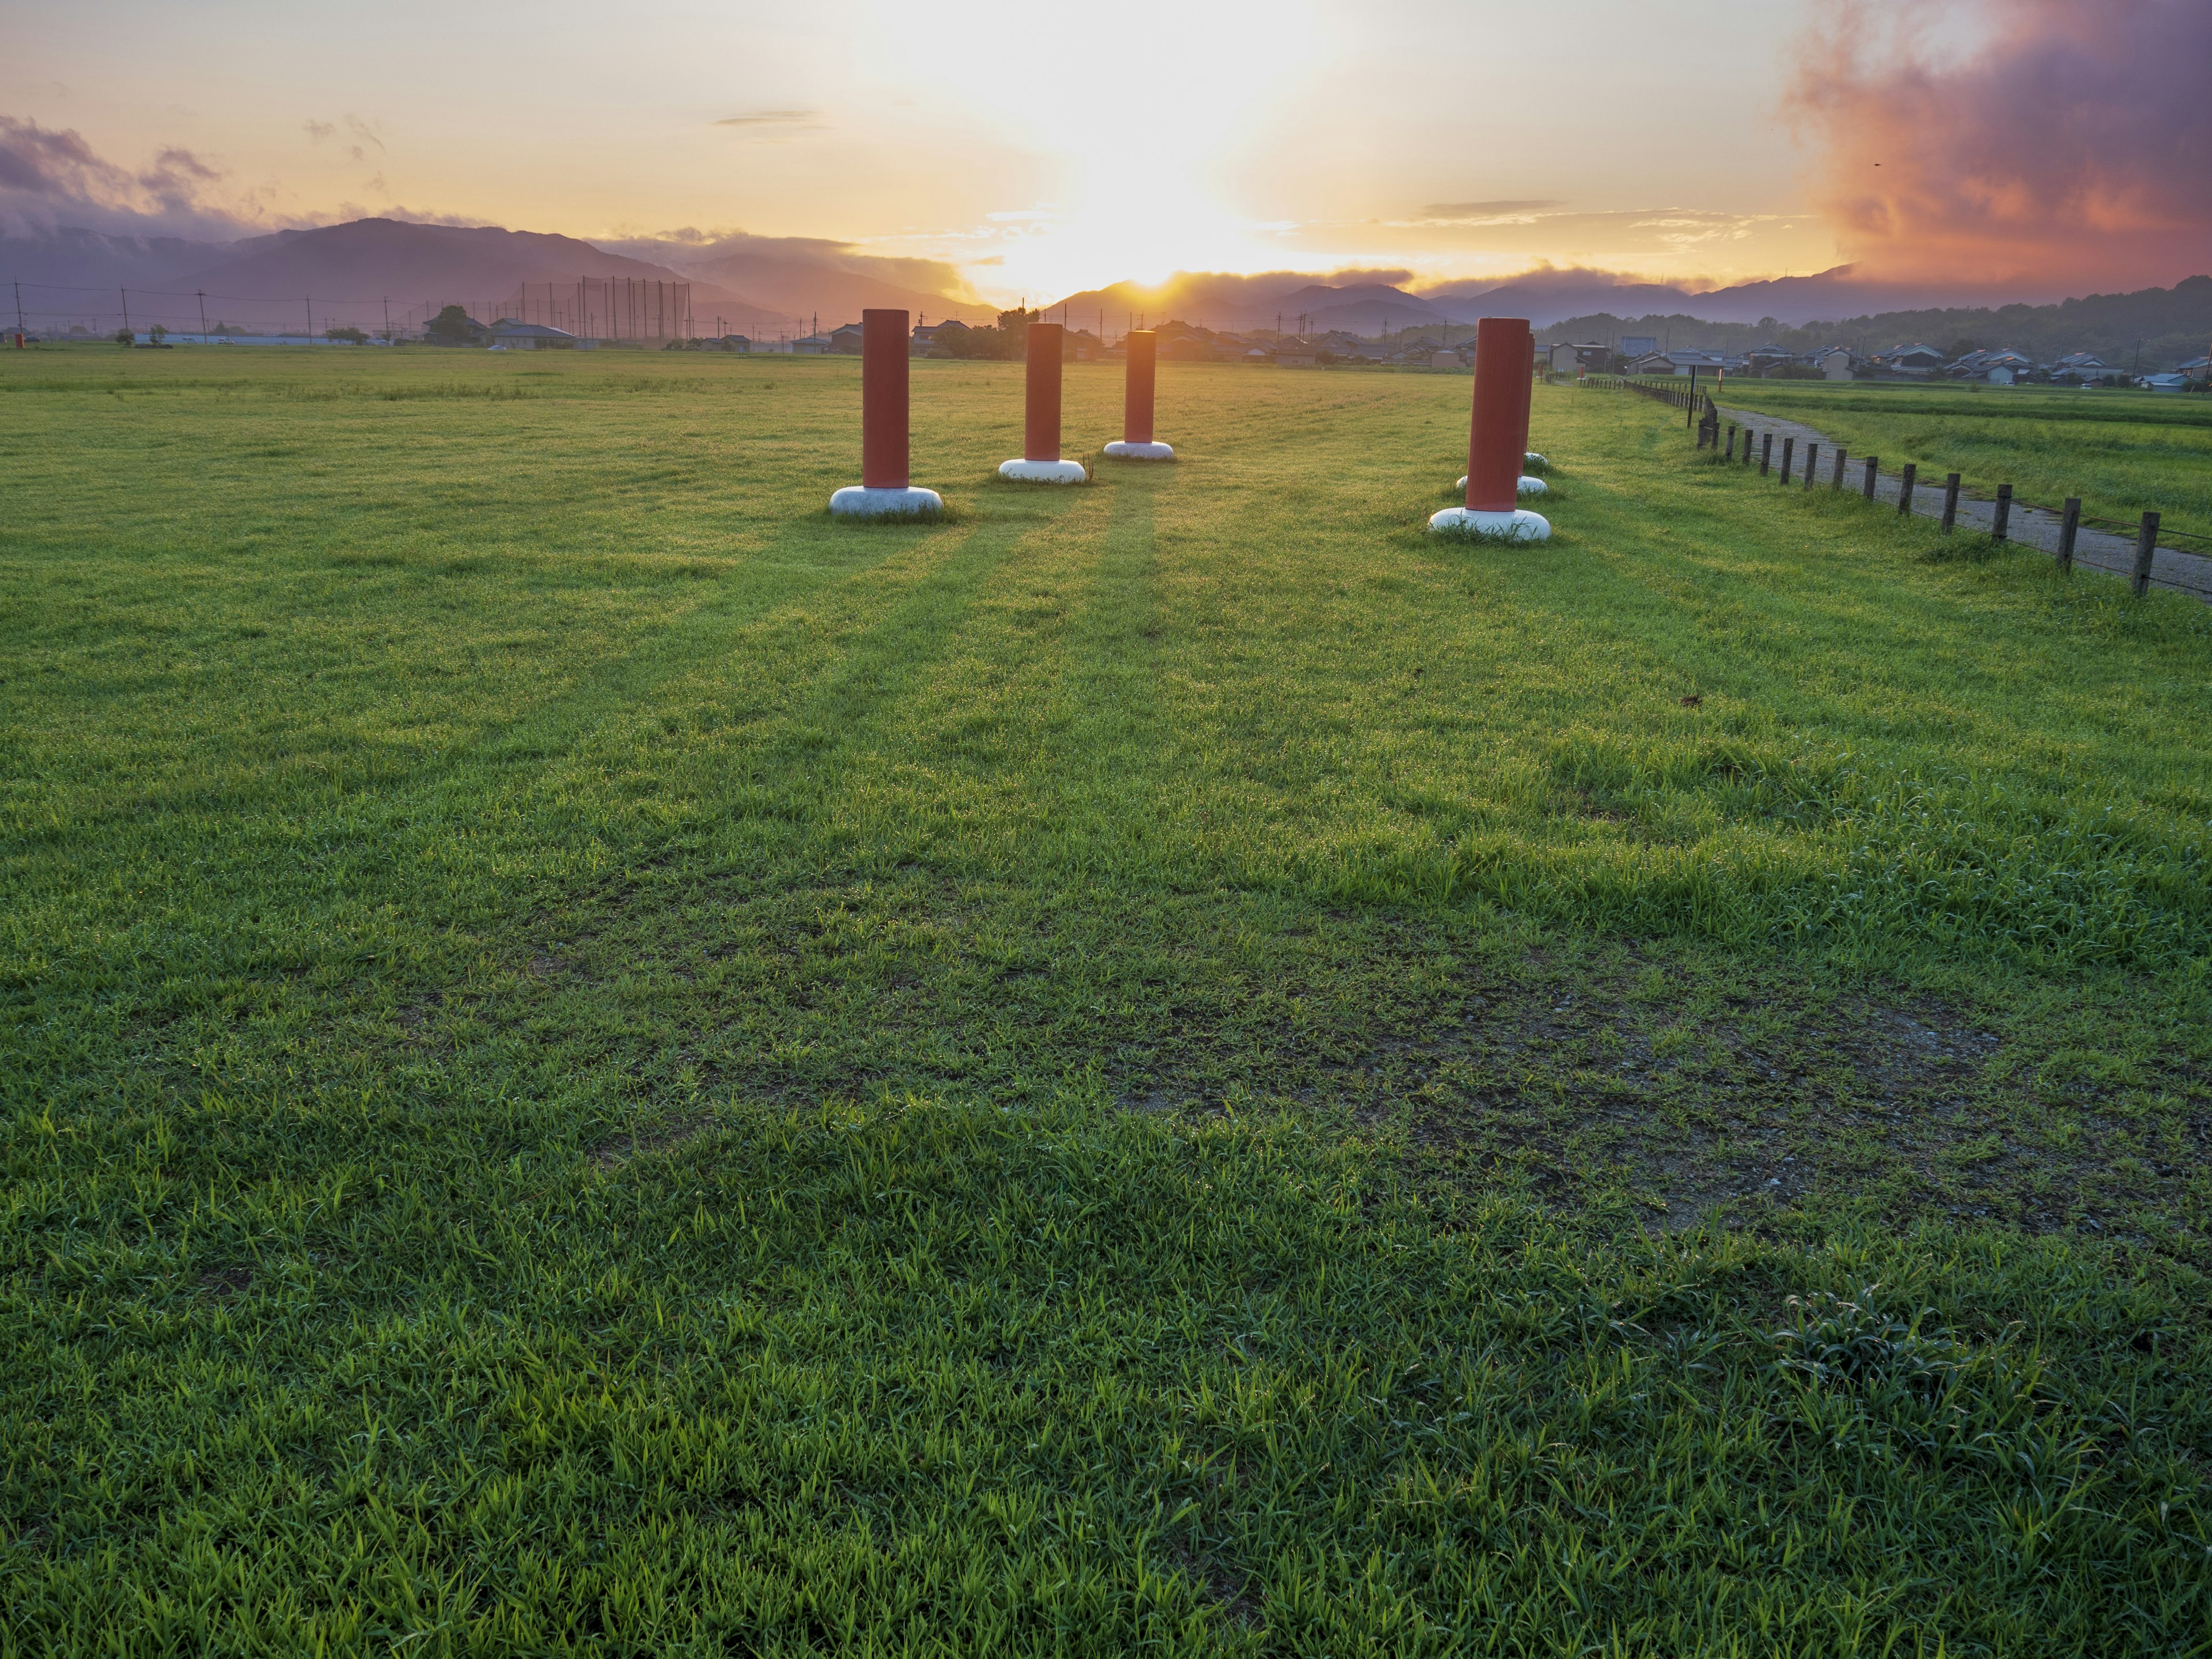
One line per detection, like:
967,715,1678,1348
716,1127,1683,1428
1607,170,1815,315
998,457,1088,484
1103,440,1175,461
1525,452,1547,467
830,484,944,518
1456,474,1548,496
1428,506,1551,542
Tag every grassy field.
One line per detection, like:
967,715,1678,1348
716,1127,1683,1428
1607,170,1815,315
5,344,2212,1654
1714,378,2212,545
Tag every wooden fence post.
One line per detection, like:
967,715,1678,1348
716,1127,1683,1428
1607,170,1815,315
1805,442,1818,488
1779,437,1794,483
1833,447,1847,490
1899,463,1917,516
1760,433,1772,475
1940,472,1961,533
1726,424,1737,460
1991,484,2012,544
2058,498,2080,573
2133,512,2161,597
1863,456,1878,500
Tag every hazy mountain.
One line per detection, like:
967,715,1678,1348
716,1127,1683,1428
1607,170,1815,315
0,225,240,293
1538,275,2212,370
1420,272,1699,327
146,219,762,334
594,233,994,329
1421,267,2002,329
2,216,990,338
1046,271,1447,334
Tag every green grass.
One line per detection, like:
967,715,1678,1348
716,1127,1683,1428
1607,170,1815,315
5,346,2212,1654
1714,379,2212,544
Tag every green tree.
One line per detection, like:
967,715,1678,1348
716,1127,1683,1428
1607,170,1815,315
112,327,135,347
425,305,478,346
148,324,168,343
325,326,369,345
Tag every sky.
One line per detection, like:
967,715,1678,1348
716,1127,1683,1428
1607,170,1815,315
3,0,2205,304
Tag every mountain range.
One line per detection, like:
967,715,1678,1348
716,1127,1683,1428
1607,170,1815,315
5,216,2204,364
2,217,995,336
1045,267,1991,335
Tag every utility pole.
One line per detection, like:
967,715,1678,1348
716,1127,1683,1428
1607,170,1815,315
306,297,313,339
120,287,130,336
197,290,208,340
14,281,24,336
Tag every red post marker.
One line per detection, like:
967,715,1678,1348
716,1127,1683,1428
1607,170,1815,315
1125,331,1154,442
861,308,908,489
1466,318,1524,510
1024,321,1063,461
1104,329,1173,460
1431,316,1549,541
831,308,942,516
1001,321,1085,482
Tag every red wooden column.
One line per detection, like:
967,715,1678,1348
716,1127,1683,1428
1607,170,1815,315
861,308,908,489
1431,316,1549,541
1104,329,1173,460
1124,329,1155,443
1024,321,1063,461
999,322,1086,482
831,308,941,516
1464,317,1525,512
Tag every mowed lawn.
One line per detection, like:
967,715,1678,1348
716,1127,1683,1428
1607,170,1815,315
1715,378,2212,544
4,346,2211,1655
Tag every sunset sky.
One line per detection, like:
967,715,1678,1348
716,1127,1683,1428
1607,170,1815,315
3,0,2205,304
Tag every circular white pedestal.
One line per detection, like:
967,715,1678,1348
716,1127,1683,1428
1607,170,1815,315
1525,452,1547,467
998,457,1088,484
1456,474,1548,496
830,485,944,518
1103,440,1175,460
1428,506,1551,542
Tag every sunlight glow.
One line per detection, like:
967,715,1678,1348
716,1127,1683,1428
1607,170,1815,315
859,0,1320,298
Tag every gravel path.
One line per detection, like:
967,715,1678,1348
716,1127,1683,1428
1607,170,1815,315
1710,402,2212,602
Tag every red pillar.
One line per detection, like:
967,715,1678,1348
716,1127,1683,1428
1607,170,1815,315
1123,330,1156,444
1465,317,1531,512
1024,322,1063,461
861,309,909,490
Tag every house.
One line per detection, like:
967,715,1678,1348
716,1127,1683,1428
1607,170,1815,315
1275,347,1319,368
2179,355,2212,382
1745,343,1795,374
704,334,751,353
2138,373,2191,392
1630,349,1728,377
828,323,865,355
487,320,575,350
1545,342,1600,375
790,334,834,355
912,319,971,356
1876,342,1945,376
2048,351,2111,383
1813,346,1857,381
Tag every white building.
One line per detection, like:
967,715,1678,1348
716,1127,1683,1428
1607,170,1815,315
488,320,577,350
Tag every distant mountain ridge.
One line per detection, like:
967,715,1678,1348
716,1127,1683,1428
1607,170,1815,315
1539,275,2212,374
1,217,984,337
1044,265,2045,333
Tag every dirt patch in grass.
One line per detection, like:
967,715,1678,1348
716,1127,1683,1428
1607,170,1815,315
589,1113,719,1170
198,1266,254,1300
